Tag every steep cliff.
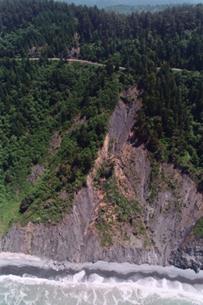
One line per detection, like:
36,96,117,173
0,86,203,270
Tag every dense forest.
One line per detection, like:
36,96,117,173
0,0,202,231
0,59,122,232
0,0,203,71
134,66,203,189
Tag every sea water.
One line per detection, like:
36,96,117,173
0,253,202,305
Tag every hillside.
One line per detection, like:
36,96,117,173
0,59,122,233
63,0,203,7
0,0,202,270
105,4,171,14
1,0,203,71
1,85,203,271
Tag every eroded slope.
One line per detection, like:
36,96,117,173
1,86,203,270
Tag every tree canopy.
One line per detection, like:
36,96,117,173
0,0,202,231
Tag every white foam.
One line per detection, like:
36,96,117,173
72,270,86,282
0,273,203,304
1,252,203,281
0,252,49,269
89,273,104,283
0,252,203,304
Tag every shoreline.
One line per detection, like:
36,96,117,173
0,252,203,285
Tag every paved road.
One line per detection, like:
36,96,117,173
16,57,126,70
26,59,191,73
157,67,191,73
8,57,197,73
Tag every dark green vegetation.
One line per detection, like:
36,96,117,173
95,161,143,247
104,177,140,223
1,0,203,71
193,217,203,238
0,59,120,232
134,66,203,188
0,0,203,234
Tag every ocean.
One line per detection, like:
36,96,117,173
0,253,202,305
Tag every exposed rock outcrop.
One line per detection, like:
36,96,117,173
0,86,203,270
27,164,45,184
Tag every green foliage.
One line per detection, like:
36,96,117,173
0,59,119,231
134,66,203,187
0,0,203,236
94,161,114,189
95,215,113,247
193,218,203,238
104,177,140,223
1,0,203,72
95,168,144,246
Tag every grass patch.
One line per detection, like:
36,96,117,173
104,177,141,222
95,166,144,246
193,218,203,238
96,208,113,247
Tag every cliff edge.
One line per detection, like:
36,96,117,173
0,86,202,271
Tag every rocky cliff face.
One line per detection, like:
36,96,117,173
0,86,203,270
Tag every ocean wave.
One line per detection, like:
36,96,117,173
0,253,203,305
